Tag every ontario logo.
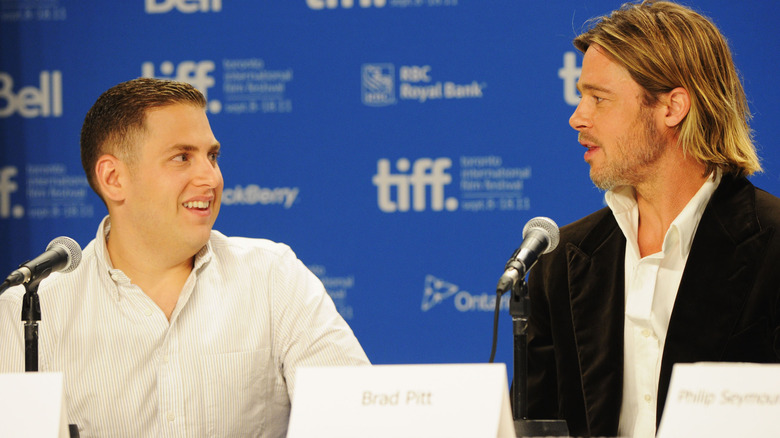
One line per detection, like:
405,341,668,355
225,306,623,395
422,275,509,312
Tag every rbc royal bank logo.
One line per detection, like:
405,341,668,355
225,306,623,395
141,61,221,113
0,166,24,219
372,157,458,213
361,64,395,107
307,0,386,9
0,71,63,118
145,0,221,13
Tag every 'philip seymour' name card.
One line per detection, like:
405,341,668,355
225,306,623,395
657,362,780,438
287,363,514,438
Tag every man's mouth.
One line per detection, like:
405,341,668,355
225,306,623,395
183,201,210,210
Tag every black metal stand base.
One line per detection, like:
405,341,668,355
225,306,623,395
514,419,570,437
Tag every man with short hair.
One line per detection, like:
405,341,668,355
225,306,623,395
526,2,780,437
0,77,369,437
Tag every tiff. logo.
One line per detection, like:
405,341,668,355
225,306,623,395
141,61,222,113
559,51,582,106
372,157,458,213
0,166,24,219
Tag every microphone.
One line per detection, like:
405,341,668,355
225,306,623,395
496,217,559,293
1,236,82,293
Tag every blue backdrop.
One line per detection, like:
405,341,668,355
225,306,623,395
2,0,779,375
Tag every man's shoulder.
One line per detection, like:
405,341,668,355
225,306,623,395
559,207,616,244
207,230,295,263
720,175,780,227
753,185,780,222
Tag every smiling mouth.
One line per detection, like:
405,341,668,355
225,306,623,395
183,201,210,210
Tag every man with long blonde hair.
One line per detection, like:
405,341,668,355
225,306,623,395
526,1,780,436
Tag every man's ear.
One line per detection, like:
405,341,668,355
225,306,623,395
95,154,126,203
663,87,691,128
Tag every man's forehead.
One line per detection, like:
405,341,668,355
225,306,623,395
578,44,639,92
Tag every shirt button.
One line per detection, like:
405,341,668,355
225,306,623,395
644,394,652,402
145,308,153,316
167,412,175,421
162,355,169,364
641,329,652,338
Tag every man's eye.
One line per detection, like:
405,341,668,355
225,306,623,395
173,153,189,162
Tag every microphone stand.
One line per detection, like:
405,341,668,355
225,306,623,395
21,277,80,438
510,279,569,437
21,277,43,372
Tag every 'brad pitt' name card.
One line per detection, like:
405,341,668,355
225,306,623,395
657,362,780,438
287,363,515,438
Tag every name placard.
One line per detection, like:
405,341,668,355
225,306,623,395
287,363,514,438
0,372,68,437
657,362,780,437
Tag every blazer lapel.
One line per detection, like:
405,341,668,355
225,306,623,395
566,212,626,434
658,175,771,421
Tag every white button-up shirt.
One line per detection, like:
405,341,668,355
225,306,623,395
0,217,369,437
607,172,720,438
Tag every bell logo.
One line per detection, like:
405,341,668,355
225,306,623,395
0,166,24,219
372,157,458,213
141,61,221,113
0,71,63,118
145,0,221,13
307,0,386,9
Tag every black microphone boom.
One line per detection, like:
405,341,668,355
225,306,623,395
0,236,82,294
496,217,559,293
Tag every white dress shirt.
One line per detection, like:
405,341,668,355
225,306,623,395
0,216,370,438
606,172,720,438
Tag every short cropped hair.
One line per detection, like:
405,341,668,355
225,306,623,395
80,78,207,201
574,0,760,176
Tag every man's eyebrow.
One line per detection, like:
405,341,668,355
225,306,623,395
576,82,615,95
164,143,221,153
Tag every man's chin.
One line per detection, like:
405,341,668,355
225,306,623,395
590,171,618,192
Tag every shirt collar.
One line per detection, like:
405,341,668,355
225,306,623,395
605,169,721,259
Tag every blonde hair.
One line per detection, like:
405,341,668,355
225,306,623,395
574,0,760,176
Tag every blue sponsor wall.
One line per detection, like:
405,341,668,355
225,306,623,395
2,0,779,376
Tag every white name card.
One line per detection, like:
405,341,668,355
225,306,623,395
0,372,69,437
286,363,514,438
657,362,780,438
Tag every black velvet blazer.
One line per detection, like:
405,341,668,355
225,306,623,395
526,174,780,437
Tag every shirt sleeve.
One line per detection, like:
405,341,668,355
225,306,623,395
268,245,370,401
0,286,27,373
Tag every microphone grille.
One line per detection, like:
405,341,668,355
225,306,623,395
46,236,82,273
522,217,560,254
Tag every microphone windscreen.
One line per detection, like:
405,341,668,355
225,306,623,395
46,236,82,273
522,217,560,253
